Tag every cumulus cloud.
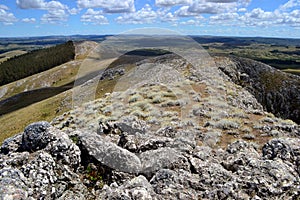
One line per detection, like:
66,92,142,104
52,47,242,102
17,0,77,23
0,5,9,10
77,0,135,13
41,9,68,23
160,12,178,22
116,4,157,24
210,12,239,25
22,17,36,23
207,0,237,3
236,7,299,27
240,8,276,26
180,18,204,25
155,0,192,7
238,8,247,12
16,0,45,9
0,4,17,25
174,6,198,17
188,0,238,14
279,0,300,11
81,8,108,25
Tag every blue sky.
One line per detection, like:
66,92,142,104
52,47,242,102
0,0,300,38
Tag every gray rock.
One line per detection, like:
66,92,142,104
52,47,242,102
21,152,57,199
45,133,81,167
262,138,295,162
0,151,29,168
99,175,156,200
139,148,190,177
79,131,142,173
21,121,53,151
156,126,177,138
118,132,172,153
150,169,200,199
0,167,28,200
1,133,22,154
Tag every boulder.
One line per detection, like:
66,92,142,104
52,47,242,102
79,132,142,173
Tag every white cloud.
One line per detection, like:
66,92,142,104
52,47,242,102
171,0,250,16
16,0,45,9
179,17,204,25
22,17,36,23
68,8,81,15
238,8,247,12
77,0,135,13
155,0,192,7
188,0,238,14
175,6,198,17
210,12,239,25
17,0,76,23
207,0,237,3
160,12,178,22
41,9,68,23
240,8,275,26
238,7,300,27
81,8,108,25
116,4,157,24
0,5,9,10
180,19,197,25
0,4,17,25
279,0,300,11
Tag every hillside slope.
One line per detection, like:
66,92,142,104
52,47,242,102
0,53,299,199
0,41,75,86
0,41,98,101
217,56,300,124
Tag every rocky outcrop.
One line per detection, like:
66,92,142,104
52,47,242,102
218,56,300,124
1,118,299,199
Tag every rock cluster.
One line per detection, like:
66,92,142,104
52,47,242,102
1,117,300,199
99,68,125,80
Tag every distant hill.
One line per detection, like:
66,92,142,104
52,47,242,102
0,41,75,86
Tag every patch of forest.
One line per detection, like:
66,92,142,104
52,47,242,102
0,41,75,86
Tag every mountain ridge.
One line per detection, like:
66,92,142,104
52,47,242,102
0,50,299,199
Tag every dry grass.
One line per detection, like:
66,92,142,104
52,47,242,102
0,90,72,143
0,50,27,63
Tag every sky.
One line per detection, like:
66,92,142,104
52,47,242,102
0,0,300,38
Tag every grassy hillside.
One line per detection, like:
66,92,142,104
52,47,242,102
0,41,75,86
0,48,165,143
0,50,27,63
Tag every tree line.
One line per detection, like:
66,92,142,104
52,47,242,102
0,41,75,86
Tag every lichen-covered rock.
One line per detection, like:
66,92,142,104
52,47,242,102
79,131,142,173
45,133,81,167
21,121,53,151
0,133,22,154
139,148,190,177
262,138,295,162
0,122,84,199
118,132,172,153
99,175,156,200
21,152,57,199
0,167,28,200
150,169,200,199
